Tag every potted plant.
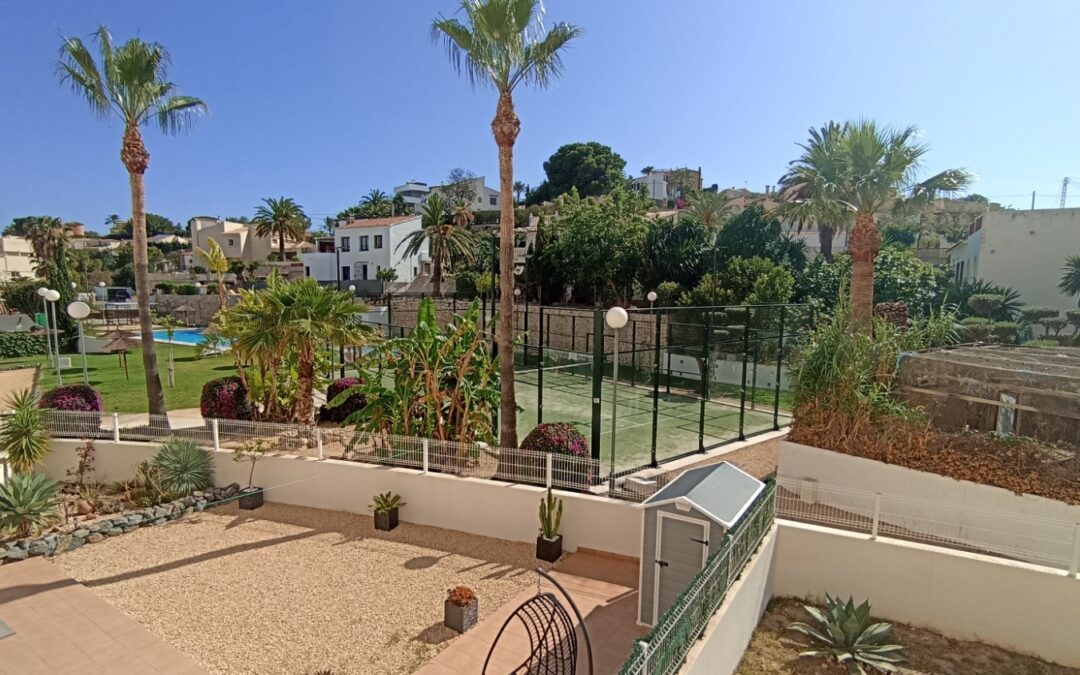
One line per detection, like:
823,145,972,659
370,491,405,531
232,439,270,510
536,487,564,562
443,585,478,633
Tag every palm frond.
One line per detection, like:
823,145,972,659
155,94,208,134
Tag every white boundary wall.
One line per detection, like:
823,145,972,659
43,439,641,558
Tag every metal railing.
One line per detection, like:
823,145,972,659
776,477,1080,574
619,482,776,675
39,409,601,493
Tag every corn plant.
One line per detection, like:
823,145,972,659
538,487,563,540
788,594,904,674
0,472,61,538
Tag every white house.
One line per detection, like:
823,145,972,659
300,215,427,286
189,216,313,263
949,207,1080,312
394,176,500,212
0,236,36,281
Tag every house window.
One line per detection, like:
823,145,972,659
374,235,383,249
359,235,369,251
489,195,497,206
227,238,235,247
341,266,351,281
361,264,369,280
304,266,311,277
339,236,350,252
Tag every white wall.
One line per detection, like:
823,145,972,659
667,354,792,391
43,439,642,558
772,521,1080,668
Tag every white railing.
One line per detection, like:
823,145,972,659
39,409,601,492
776,476,1080,575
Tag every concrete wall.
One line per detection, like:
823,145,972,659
42,439,642,558
772,521,1080,668
667,353,792,390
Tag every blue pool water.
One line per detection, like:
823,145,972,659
153,328,227,348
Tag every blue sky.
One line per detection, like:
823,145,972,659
1,0,1078,230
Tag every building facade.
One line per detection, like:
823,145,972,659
631,168,703,204
0,236,36,281
300,215,427,287
394,176,500,212
188,217,313,263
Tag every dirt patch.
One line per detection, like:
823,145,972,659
736,597,1079,675
0,366,37,402
52,501,546,675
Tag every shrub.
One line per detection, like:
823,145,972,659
454,270,479,297
206,282,219,294
176,283,198,295
991,320,1021,344
1020,306,1060,324
654,281,682,307
1,389,50,473
153,437,214,498
521,422,589,457
200,376,254,420
155,281,176,294
0,473,61,538
369,492,405,513
1024,339,1059,348
959,316,993,342
39,384,103,412
966,293,1004,319
787,594,904,675
0,332,47,358
446,586,476,607
320,377,366,423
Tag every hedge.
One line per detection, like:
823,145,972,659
0,332,46,358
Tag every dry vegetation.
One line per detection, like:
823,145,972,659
737,597,1080,675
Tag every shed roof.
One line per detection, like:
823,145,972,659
639,462,764,528
0,314,35,333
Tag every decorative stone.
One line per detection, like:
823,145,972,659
16,540,29,550
4,548,28,561
87,533,105,544
73,529,90,539
192,490,205,498
126,514,144,525
122,526,138,533
67,537,85,551
28,541,49,556
153,507,168,519
88,522,103,533
153,518,166,526
195,500,207,511
106,528,123,537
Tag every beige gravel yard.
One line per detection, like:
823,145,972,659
51,501,547,675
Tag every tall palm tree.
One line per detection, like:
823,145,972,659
58,26,206,417
104,213,123,233
361,189,392,215
512,180,527,204
253,197,308,261
776,124,852,261
1059,254,1080,307
398,193,476,297
25,217,68,266
686,189,733,305
432,0,581,447
779,120,970,326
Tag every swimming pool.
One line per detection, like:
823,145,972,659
153,328,228,349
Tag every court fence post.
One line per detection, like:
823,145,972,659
590,308,604,460
698,310,710,453
630,320,637,387
773,305,786,430
650,307,661,467
571,314,576,352
537,304,545,425
665,320,673,395
738,307,751,441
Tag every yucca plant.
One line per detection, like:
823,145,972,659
369,492,406,513
788,594,904,674
0,472,62,538
1,389,51,474
152,437,214,498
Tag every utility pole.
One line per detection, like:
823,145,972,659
1031,191,1036,210
1061,177,1070,209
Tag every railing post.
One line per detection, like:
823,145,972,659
422,438,430,473
111,412,120,443
1069,523,1080,577
545,452,553,489
316,428,324,460
210,418,220,452
871,493,882,539
773,305,786,430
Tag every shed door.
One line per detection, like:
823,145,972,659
652,512,709,624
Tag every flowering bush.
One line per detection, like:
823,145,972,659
521,423,589,457
319,377,366,423
39,384,103,412
447,585,476,607
199,376,254,421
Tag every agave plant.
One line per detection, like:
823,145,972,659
369,492,406,514
152,437,214,498
788,594,904,674
0,389,51,474
0,473,62,538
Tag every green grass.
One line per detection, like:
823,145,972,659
0,346,235,413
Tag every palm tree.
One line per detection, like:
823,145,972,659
361,189,392,215
398,193,476,297
104,213,123,233
686,189,733,305
451,200,475,230
196,238,229,309
779,120,970,326
432,0,581,447
512,180,527,204
25,217,68,266
776,124,851,261
58,25,206,417
252,197,308,261
1060,254,1080,306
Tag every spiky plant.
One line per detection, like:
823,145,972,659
788,594,904,674
1,389,51,474
538,487,563,540
0,473,62,538
152,437,214,498
369,492,406,513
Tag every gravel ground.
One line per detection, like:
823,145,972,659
52,501,546,675
678,437,780,479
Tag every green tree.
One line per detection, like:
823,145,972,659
361,189,393,217
513,180,527,204
528,141,626,203
253,197,308,261
443,168,478,205
1058,254,1080,307
680,257,794,307
59,25,205,417
397,193,476,297
5,216,58,237
196,238,228,309
779,121,970,326
432,0,581,447
638,214,708,290
797,246,948,317
714,205,806,272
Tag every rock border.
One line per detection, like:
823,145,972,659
1,483,244,563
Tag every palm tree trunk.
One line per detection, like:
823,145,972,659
818,224,834,261
433,255,442,297
848,211,880,327
296,345,314,424
492,92,520,447
279,230,286,262
123,125,168,418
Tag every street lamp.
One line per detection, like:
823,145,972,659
605,306,629,489
647,290,658,312
67,301,91,385
45,289,62,387
37,287,53,367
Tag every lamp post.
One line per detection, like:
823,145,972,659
647,290,657,312
37,287,53,367
45,289,62,387
96,281,107,325
67,301,91,385
605,306,629,489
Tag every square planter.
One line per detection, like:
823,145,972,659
238,487,264,510
444,598,478,633
374,508,399,531
536,534,563,562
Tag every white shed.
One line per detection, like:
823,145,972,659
636,462,764,626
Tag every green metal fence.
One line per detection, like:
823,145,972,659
618,481,777,675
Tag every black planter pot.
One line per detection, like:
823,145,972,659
375,508,399,531
536,534,563,562
444,598,478,633
238,487,264,510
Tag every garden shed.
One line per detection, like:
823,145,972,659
897,345,1080,446
636,462,764,626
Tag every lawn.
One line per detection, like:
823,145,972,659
0,346,235,413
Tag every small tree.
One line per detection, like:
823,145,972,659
966,293,1004,320
376,267,398,284
232,439,270,489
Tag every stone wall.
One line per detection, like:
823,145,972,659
154,294,235,326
